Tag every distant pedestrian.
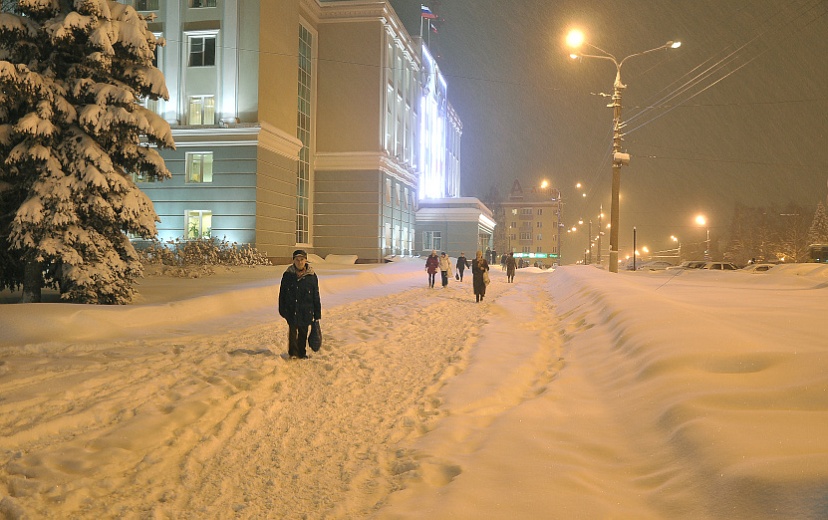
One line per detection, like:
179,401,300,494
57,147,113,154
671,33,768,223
472,250,490,303
425,250,439,288
500,253,507,271
505,252,517,283
278,250,321,360
456,252,470,281
438,252,453,287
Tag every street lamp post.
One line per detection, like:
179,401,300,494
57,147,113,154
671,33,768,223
588,219,593,264
671,235,682,263
567,31,680,273
695,215,710,260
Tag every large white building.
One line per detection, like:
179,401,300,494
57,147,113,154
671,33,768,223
128,0,493,263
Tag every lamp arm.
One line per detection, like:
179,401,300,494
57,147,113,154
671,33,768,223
576,53,620,68
618,43,671,67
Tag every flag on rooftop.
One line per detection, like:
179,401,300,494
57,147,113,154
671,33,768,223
420,5,437,19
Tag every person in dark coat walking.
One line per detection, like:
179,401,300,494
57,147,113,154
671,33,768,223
472,250,490,302
505,252,517,283
424,250,439,288
278,250,321,359
456,252,469,281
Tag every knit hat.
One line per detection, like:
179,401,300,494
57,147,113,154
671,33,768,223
292,249,307,259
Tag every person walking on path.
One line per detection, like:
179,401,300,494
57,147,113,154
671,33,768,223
505,252,517,283
456,252,469,281
425,250,439,288
278,249,321,359
438,252,453,288
472,250,490,303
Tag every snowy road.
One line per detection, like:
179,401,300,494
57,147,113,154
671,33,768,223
1,272,530,518
3,262,828,519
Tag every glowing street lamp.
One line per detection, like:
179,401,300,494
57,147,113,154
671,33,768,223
695,215,710,260
567,29,681,273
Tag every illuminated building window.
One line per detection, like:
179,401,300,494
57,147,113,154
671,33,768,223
296,23,314,245
186,210,212,239
395,225,401,251
186,152,213,183
188,35,216,67
188,95,215,125
385,223,392,249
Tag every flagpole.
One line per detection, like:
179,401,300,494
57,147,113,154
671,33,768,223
427,19,431,46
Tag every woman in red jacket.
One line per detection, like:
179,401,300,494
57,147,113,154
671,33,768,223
424,250,439,288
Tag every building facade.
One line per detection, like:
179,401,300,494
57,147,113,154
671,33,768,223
127,0,488,263
494,180,562,268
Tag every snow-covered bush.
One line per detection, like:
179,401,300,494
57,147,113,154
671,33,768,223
138,237,271,278
0,0,173,304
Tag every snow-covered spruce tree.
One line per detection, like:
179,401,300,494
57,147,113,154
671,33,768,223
0,0,173,303
807,201,828,246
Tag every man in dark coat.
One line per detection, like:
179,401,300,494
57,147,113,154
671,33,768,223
505,252,517,283
456,252,469,281
279,250,321,359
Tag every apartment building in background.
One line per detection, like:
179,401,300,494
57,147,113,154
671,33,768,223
128,0,493,263
494,180,562,268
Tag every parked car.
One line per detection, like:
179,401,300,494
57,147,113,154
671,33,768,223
635,261,674,271
740,263,777,273
666,260,707,270
702,261,739,270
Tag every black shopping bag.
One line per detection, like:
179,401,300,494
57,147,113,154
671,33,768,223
309,320,322,352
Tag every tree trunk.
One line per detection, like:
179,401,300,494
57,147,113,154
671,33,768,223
21,260,42,303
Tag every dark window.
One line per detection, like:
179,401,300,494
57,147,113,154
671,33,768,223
189,36,216,67
136,0,160,10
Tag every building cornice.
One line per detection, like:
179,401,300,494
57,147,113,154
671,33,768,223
170,125,261,148
315,151,418,185
259,122,304,160
416,207,498,231
300,0,323,25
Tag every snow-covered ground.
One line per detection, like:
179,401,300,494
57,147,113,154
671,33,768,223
1,258,827,519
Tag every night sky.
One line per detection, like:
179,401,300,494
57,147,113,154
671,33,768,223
390,0,828,262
